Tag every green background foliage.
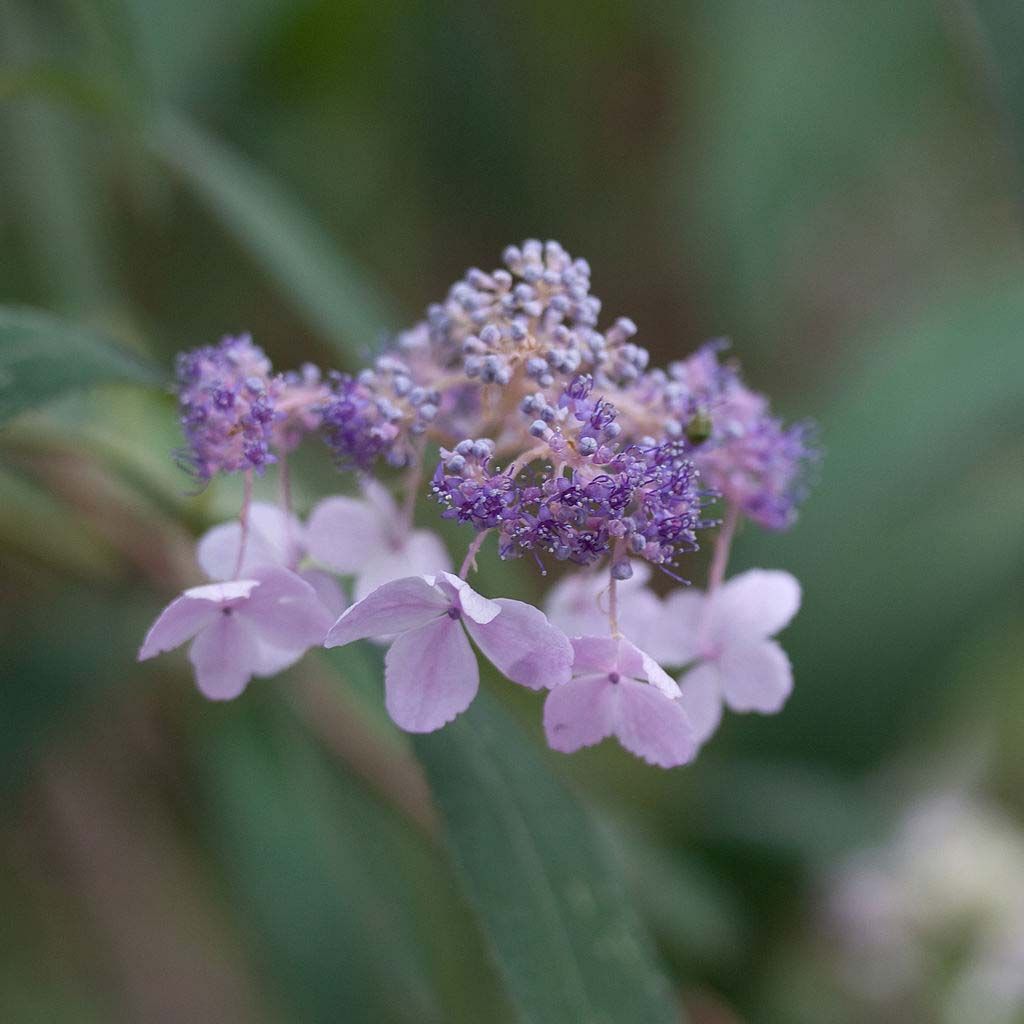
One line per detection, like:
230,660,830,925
2,1,1023,1021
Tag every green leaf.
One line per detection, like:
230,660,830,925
149,113,396,362
968,0,1024,182
0,64,121,118
0,306,162,425
194,695,440,1024
735,271,1024,768
413,690,681,1024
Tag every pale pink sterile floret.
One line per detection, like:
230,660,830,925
196,501,346,615
543,636,697,768
306,480,452,603
660,569,801,745
324,572,573,733
138,568,335,700
543,562,678,664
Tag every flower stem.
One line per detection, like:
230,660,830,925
278,455,299,569
459,530,491,579
708,503,739,593
607,572,621,638
232,469,253,579
401,454,424,530
503,444,549,479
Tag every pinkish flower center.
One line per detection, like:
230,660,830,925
447,606,462,620
608,671,620,684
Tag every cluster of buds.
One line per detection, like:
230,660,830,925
142,241,819,768
175,334,329,480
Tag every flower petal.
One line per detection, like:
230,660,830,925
240,568,334,649
719,639,793,713
306,495,390,573
324,576,448,647
618,589,678,665
188,615,255,700
299,569,348,618
676,663,724,745
248,637,309,677
353,530,453,603
544,564,652,638
612,679,697,768
464,599,573,690
384,616,479,732
438,573,501,624
139,591,227,660
636,647,682,698
581,636,679,697
543,674,615,753
711,570,801,646
569,635,620,675
654,588,706,667
196,503,303,579
183,579,260,602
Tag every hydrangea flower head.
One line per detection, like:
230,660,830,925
325,573,573,732
152,241,820,768
544,636,696,767
666,569,801,744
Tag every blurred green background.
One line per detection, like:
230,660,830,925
2,1,1024,1022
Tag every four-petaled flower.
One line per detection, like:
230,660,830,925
195,501,345,615
544,562,678,664
662,569,801,745
325,573,573,732
138,569,334,700
544,636,697,768
306,480,452,602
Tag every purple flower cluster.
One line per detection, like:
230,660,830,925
176,335,330,482
175,334,280,480
152,241,821,769
672,343,820,530
431,377,709,572
426,240,601,375
495,440,706,570
320,356,441,470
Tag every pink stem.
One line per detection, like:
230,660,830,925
504,444,548,479
459,530,491,579
401,456,424,530
232,470,254,579
278,456,298,569
607,573,620,638
707,504,739,593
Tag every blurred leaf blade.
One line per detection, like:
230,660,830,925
968,0,1024,178
195,696,440,1024
150,112,396,362
413,690,681,1024
0,306,163,425
737,270,1024,767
